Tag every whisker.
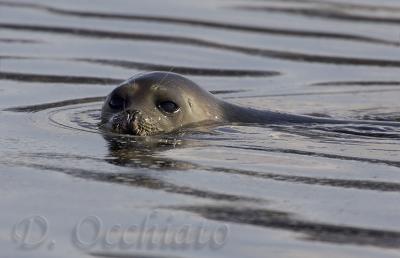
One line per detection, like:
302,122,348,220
157,66,175,86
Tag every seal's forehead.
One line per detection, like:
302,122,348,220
149,82,184,91
121,72,204,98
149,83,186,99
112,82,137,96
150,84,161,91
133,72,195,87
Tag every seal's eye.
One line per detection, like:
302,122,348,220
158,101,180,114
109,95,125,109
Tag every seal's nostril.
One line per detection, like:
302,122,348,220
125,110,140,115
124,110,140,122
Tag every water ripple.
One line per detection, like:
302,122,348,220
2,23,400,67
311,81,400,87
226,145,400,168
234,5,400,25
177,205,400,248
0,56,280,78
0,71,121,85
0,1,398,46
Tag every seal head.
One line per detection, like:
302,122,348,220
101,72,224,136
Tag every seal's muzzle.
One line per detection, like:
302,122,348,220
109,110,160,136
110,110,139,135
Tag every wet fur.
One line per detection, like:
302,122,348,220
101,72,400,136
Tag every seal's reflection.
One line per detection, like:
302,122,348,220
101,131,256,202
102,131,196,169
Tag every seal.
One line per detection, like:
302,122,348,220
100,72,226,136
101,71,400,136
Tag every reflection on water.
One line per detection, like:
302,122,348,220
1,0,400,257
176,205,400,248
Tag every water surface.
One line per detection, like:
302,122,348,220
1,0,400,257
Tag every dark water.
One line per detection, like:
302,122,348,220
2,0,400,257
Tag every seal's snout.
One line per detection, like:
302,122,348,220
108,110,158,136
109,110,140,135
125,110,140,123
